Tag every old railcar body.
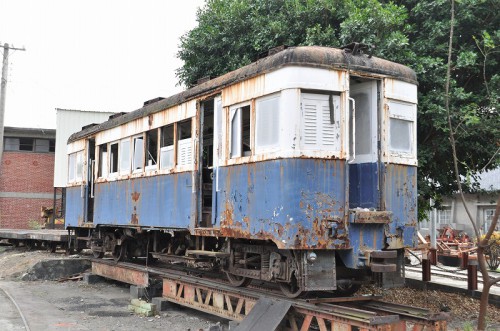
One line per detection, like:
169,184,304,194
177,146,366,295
65,45,418,297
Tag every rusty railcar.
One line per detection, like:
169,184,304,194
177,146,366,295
65,45,418,297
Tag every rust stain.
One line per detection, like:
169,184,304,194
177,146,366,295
131,192,140,202
131,206,139,225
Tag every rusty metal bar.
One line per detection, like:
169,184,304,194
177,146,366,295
467,259,478,291
92,260,149,287
422,259,431,282
89,260,447,330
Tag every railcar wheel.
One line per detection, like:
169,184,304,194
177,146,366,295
333,280,361,297
113,240,128,262
92,250,104,259
226,272,252,287
279,273,303,298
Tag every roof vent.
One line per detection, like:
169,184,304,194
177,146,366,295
341,42,374,58
257,45,288,60
197,76,211,85
108,112,127,120
143,97,165,106
81,123,98,130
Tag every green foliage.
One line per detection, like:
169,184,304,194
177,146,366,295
177,0,500,218
28,220,42,230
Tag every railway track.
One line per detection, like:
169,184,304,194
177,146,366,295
406,265,500,289
0,285,31,331
90,257,449,330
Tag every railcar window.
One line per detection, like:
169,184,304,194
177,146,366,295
132,136,144,171
301,93,340,151
120,139,131,174
177,119,193,166
75,151,83,181
110,142,119,174
68,153,76,182
160,124,174,169
230,105,251,158
98,144,108,178
256,95,279,150
390,119,412,152
388,100,416,156
145,129,158,170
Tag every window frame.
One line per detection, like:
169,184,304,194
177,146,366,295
255,93,280,154
229,102,252,159
132,135,145,173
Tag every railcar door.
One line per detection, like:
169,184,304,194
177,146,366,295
84,138,95,223
197,97,219,228
349,79,381,209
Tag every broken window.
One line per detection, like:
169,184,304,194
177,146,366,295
256,95,280,151
230,105,251,158
110,142,119,174
98,144,108,178
132,136,144,171
160,124,174,170
19,138,34,151
120,139,131,174
145,129,158,170
177,119,193,166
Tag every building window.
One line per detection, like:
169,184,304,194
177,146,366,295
484,208,496,231
256,94,280,151
34,139,50,152
177,119,193,166
145,129,158,170
160,124,174,170
110,142,119,174
230,105,251,158
3,137,55,153
132,136,144,172
438,207,451,225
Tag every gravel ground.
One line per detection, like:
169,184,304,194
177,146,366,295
1,245,499,330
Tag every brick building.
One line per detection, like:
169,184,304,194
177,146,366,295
0,126,56,229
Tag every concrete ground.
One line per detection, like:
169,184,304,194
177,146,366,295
0,279,227,331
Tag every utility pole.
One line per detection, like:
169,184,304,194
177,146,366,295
0,43,26,168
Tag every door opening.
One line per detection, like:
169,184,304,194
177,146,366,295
85,139,96,223
349,78,381,209
199,100,214,227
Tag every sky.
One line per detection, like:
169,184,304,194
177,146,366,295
1,0,206,129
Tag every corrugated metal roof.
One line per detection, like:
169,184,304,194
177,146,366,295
67,45,417,143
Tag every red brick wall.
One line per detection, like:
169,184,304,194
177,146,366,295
0,151,55,229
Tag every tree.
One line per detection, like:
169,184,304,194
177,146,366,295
176,0,499,215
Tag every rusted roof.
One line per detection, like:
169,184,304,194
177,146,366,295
68,46,417,143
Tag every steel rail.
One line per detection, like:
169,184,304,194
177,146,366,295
91,258,449,330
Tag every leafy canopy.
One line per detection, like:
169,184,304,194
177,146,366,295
176,0,500,214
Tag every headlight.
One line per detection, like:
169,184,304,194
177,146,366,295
307,251,317,262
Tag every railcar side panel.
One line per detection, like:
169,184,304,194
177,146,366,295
66,186,85,227
217,158,347,249
92,173,194,228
